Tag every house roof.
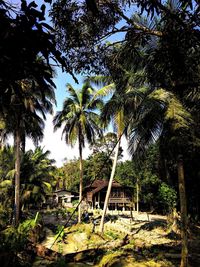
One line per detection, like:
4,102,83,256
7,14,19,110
54,189,78,195
84,179,123,195
86,179,122,188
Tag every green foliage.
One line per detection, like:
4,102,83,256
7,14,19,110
50,0,121,74
120,144,177,214
0,0,64,142
91,132,123,159
50,0,200,220
115,160,137,187
0,0,70,224
158,182,177,213
59,159,80,191
0,146,14,184
56,208,68,219
53,82,103,149
0,0,67,92
0,145,55,224
20,147,55,208
0,146,14,225
105,230,119,240
55,225,65,244
0,0,199,225
0,212,40,252
85,151,112,182
60,145,112,191
0,203,12,229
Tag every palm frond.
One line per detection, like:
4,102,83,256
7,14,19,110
66,83,79,102
6,169,15,179
127,91,164,157
81,82,94,107
53,82,103,152
150,88,193,130
0,179,12,188
92,83,115,101
83,75,113,87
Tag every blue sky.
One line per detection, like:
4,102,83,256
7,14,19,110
9,0,131,166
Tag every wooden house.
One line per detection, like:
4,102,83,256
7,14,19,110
84,180,132,210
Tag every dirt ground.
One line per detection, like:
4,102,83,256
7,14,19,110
37,211,200,267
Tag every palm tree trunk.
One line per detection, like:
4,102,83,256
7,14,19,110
177,155,188,267
21,130,26,153
136,177,139,213
99,139,121,233
14,128,21,225
78,141,83,223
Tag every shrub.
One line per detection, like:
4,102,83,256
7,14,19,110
158,183,177,213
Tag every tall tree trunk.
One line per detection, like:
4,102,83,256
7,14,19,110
14,128,21,225
99,139,121,233
136,177,139,213
21,131,26,153
177,155,188,267
78,142,83,223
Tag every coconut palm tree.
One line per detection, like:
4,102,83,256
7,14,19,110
53,82,103,223
100,90,147,232
0,0,65,225
20,147,55,209
2,68,55,224
86,75,144,233
99,92,127,232
127,88,193,267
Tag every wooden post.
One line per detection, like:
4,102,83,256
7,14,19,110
98,192,100,207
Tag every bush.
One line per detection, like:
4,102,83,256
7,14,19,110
158,183,177,213
0,203,12,229
0,212,42,266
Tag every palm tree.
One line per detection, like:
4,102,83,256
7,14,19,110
53,82,103,223
2,68,55,224
99,79,146,232
0,1,64,225
21,147,55,209
99,93,126,232
104,6,196,263
86,75,144,233
127,88,192,267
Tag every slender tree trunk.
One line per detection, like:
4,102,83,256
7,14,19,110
177,155,188,267
14,128,21,225
21,131,26,153
99,139,121,233
78,142,83,223
136,177,139,213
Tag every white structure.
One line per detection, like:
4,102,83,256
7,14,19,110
53,189,78,208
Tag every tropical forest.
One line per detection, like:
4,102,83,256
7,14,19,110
0,0,200,267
